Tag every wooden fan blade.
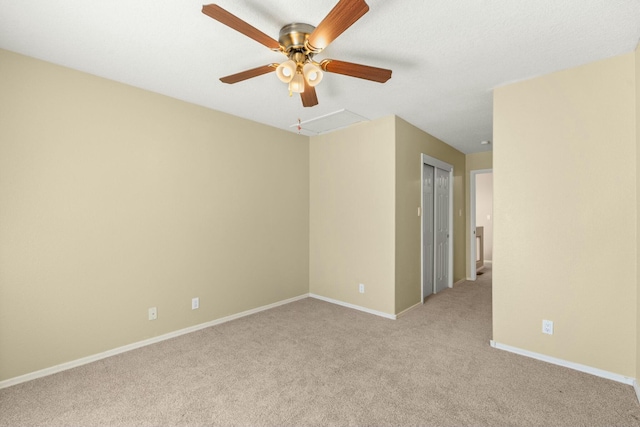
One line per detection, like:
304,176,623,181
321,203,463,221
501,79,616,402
306,0,369,52
320,59,391,83
202,4,280,50
300,81,319,107
220,64,277,84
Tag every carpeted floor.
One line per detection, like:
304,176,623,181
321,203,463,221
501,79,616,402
2,266,640,426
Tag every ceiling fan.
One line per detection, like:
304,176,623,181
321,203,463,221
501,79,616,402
201,0,392,108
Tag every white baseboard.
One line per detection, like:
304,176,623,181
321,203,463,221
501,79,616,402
0,293,310,390
490,340,635,386
484,260,493,266
309,293,396,320
454,279,466,287
395,302,422,319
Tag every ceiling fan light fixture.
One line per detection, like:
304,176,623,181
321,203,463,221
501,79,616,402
289,72,305,93
303,62,323,87
276,60,297,83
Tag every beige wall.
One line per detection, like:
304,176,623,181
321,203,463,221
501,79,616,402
394,117,466,313
465,151,493,278
309,117,396,315
636,44,640,382
309,116,467,316
466,152,493,172
0,49,310,381
494,53,637,376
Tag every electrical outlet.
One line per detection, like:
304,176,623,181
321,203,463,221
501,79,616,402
359,283,365,294
542,319,554,335
192,297,199,310
148,307,157,321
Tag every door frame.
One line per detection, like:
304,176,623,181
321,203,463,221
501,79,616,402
469,168,493,281
421,154,454,303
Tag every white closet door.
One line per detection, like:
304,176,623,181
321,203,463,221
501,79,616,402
435,167,450,294
423,164,435,299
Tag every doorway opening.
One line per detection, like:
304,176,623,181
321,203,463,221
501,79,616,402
469,169,493,281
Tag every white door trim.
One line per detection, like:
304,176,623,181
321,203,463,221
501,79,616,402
422,154,452,173
421,154,454,302
469,169,492,281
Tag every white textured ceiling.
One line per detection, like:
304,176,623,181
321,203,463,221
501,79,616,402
1,0,639,154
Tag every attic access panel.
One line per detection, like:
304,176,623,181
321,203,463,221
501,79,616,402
290,109,369,135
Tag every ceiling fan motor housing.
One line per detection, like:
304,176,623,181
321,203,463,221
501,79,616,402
279,23,316,63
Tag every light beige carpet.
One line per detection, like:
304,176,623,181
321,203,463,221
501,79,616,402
1,267,640,426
